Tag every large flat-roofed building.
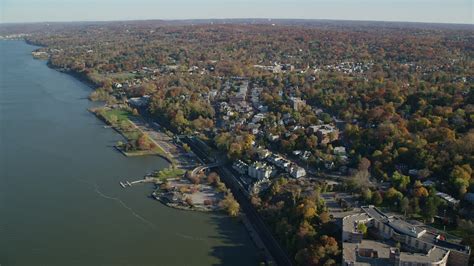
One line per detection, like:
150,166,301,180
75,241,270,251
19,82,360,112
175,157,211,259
342,206,470,266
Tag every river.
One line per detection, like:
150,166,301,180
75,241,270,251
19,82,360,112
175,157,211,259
0,41,258,266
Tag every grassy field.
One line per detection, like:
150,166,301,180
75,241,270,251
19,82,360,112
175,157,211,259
100,108,139,140
93,107,168,158
88,71,137,84
154,167,186,181
101,108,131,121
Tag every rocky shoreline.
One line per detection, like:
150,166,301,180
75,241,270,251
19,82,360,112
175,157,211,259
152,191,217,212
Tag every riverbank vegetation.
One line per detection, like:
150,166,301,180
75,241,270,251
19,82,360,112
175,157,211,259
89,87,115,103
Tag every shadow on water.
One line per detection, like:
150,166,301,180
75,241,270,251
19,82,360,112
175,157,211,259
208,215,262,266
140,184,261,265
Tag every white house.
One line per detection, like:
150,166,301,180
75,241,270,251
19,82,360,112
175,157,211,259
334,146,347,156
290,165,306,178
248,162,273,180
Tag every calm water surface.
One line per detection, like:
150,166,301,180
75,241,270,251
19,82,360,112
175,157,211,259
0,41,257,266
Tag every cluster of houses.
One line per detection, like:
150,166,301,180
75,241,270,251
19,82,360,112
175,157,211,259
308,124,340,145
213,76,349,181
229,80,249,104
216,79,258,131
106,63,219,98
137,64,214,76
232,147,308,194
323,61,374,74
266,153,307,178
253,62,295,74
0,33,31,40
250,87,268,112
218,101,255,131
254,61,376,76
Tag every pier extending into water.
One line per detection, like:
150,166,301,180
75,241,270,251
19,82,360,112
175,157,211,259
120,177,155,188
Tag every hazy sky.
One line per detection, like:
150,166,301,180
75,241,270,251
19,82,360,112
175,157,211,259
1,0,472,24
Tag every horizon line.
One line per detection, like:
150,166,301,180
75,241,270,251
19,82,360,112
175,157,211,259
1,17,473,26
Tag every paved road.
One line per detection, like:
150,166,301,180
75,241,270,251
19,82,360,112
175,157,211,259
190,162,224,178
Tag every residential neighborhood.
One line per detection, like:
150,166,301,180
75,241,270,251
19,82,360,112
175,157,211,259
8,17,473,266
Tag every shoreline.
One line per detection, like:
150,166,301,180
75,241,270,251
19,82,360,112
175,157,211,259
25,39,196,212
26,40,100,90
55,67,99,89
25,41,199,212
130,169,225,214
151,191,217,213
88,106,174,162
2,40,263,265
20,39,277,264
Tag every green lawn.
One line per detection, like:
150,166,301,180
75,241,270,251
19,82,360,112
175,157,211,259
101,108,133,124
99,108,138,139
94,107,168,159
88,71,137,84
154,167,186,181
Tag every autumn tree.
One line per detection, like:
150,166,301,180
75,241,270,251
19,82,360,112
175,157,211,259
207,172,220,185
385,187,403,204
391,171,410,191
137,134,152,150
413,181,429,198
450,164,472,196
357,222,368,235
373,191,383,206
185,197,193,206
220,192,240,217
